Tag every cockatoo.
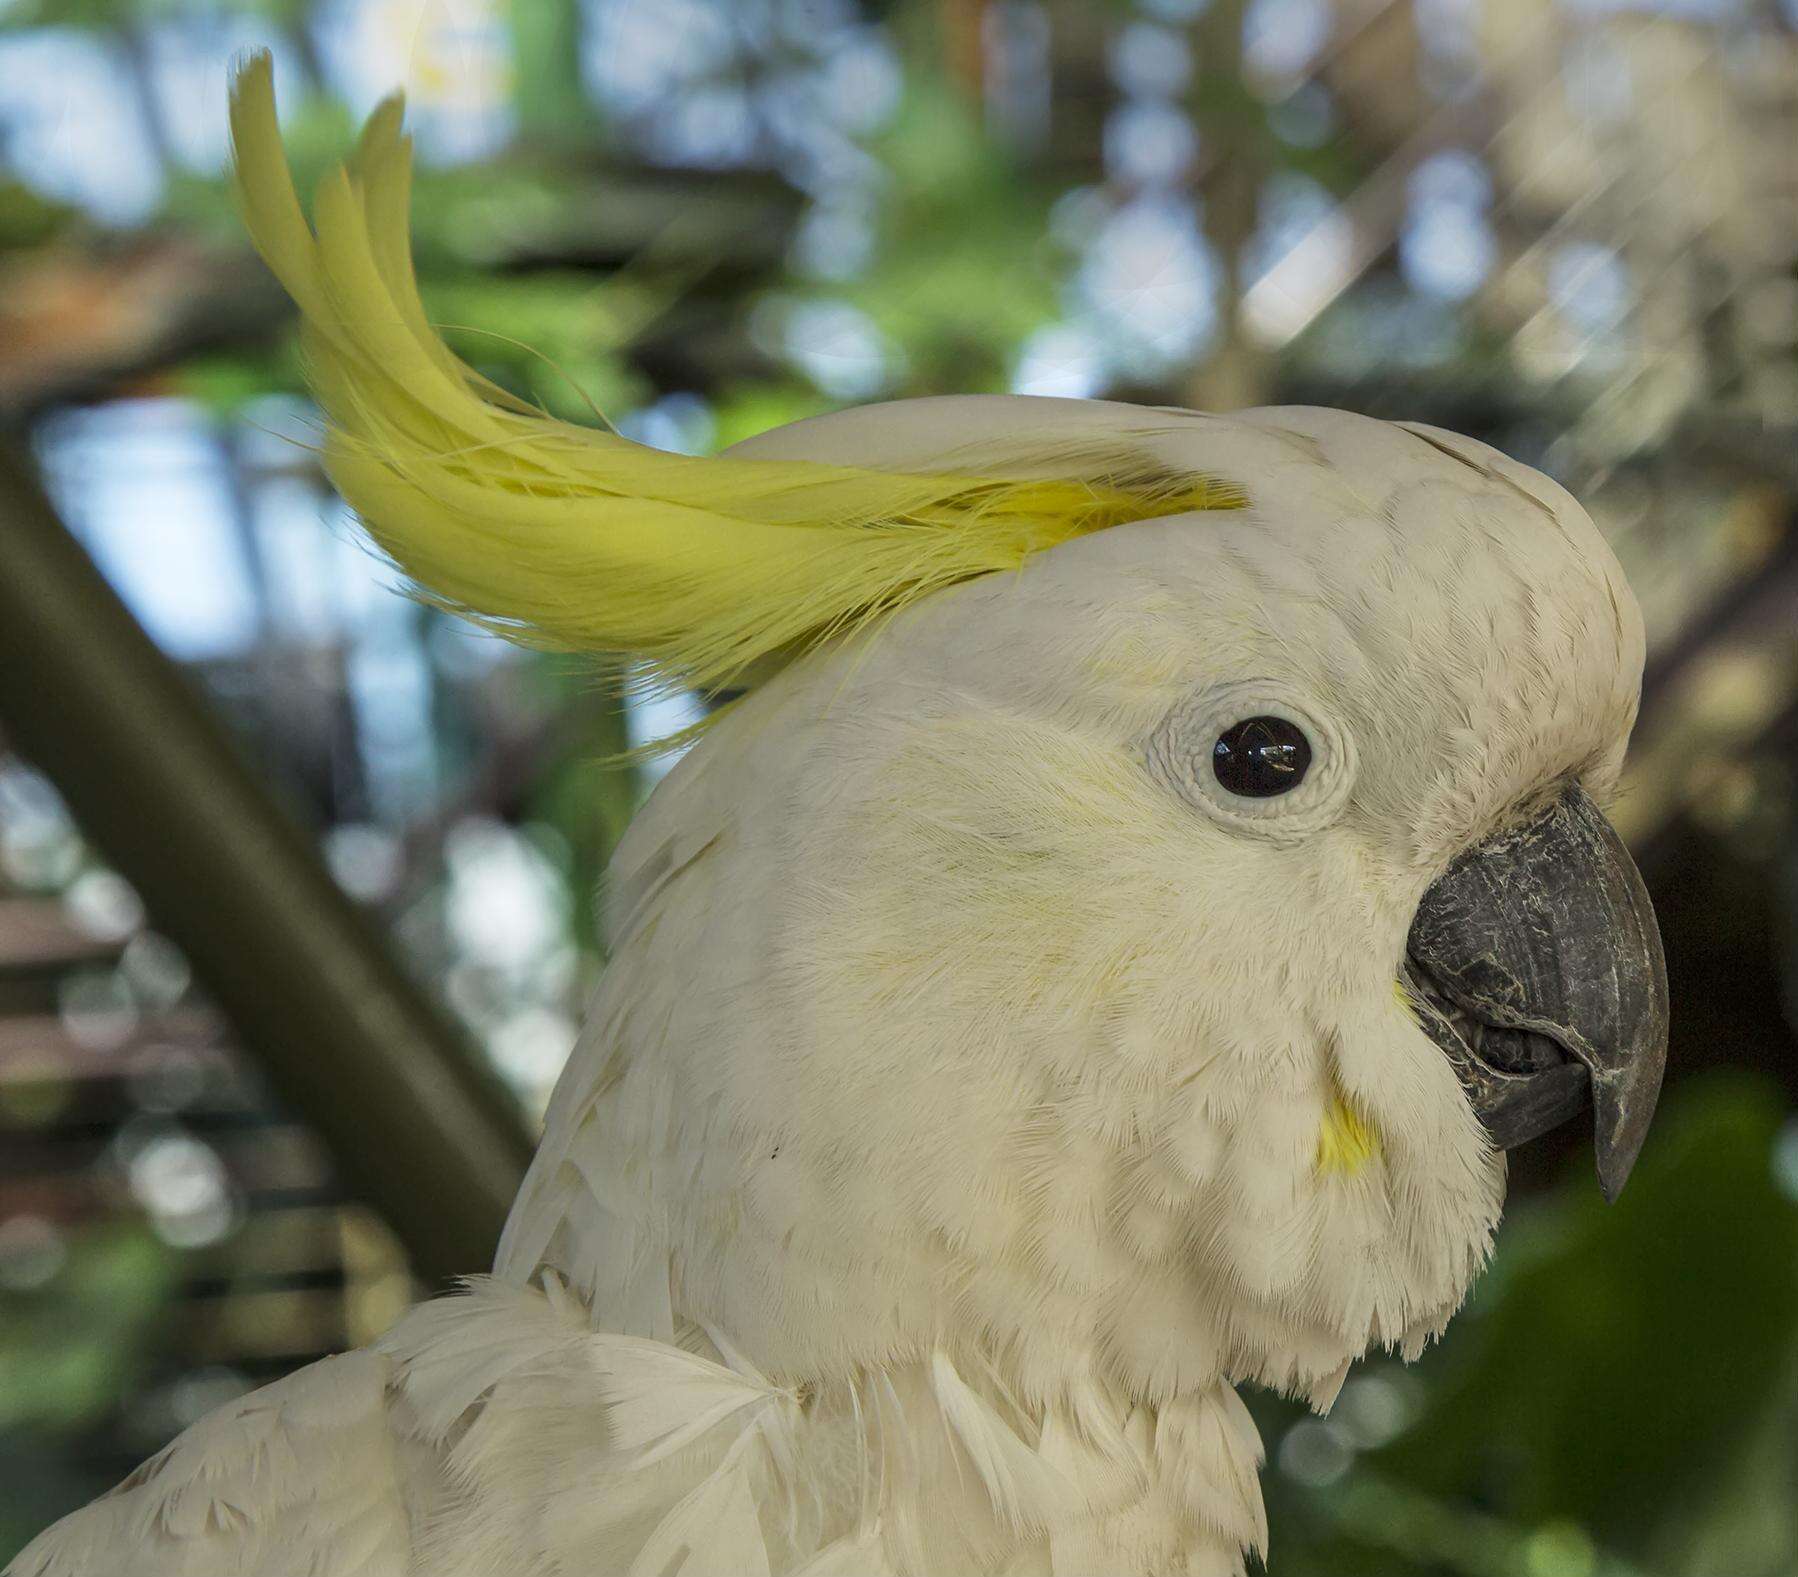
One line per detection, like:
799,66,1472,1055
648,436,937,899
9,55,1669,1577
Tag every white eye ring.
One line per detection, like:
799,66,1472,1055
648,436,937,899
1145,679,1356,841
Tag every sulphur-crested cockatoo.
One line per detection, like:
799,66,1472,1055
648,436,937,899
9,55,1669,1577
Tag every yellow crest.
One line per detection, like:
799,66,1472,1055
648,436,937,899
228,54,1243,701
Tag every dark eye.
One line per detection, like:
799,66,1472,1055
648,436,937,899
1212,716,1312,797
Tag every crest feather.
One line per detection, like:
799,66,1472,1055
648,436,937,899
228,53,1243,697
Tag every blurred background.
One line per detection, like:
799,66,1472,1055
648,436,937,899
0,0,1795,1570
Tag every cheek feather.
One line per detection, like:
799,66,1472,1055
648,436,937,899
1314,1090,1382,1177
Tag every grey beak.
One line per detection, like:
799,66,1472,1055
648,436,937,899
1404,781,1669,1201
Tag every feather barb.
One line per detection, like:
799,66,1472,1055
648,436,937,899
227,52,1243,704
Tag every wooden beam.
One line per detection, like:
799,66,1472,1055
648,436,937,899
0,443,534,1289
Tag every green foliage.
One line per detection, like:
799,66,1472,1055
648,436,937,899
504,0,598,149
1262,1073,1798,1576
841,74,1062,394
0,0,309,27
173,350,295,411
521,664,638,962
711,383,834,448
424,274,647,424
1395,1076,1798,1538
0,180,78,251
0,1221,178,1562
0,1221,177,1434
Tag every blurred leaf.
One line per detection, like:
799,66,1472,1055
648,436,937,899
425,274,645,423
522,663,637,961
172,350,290,410
843,74,1061,393
1,0,308,27
505,0,598,149
0,1220,176,1432
0,182,80,251
1380,1074,1798,1555
0,1221,177,1563
1260,1074,1798,1576
710,382,833,448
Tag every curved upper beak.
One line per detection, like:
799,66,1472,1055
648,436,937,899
1405,781,1670,1201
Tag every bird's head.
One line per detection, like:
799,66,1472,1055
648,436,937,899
227,57,1666,1409
657,395,1666,1403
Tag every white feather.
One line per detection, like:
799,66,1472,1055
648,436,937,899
626,1441,771,1577
587,1334,794,1470
929,1351,1071,1536
16,396,1651,1577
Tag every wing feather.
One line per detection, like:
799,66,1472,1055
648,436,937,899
7,1353,408,1577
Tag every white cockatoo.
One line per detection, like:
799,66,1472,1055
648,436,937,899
9,56,1668,1577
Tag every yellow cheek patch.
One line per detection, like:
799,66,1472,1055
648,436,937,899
1316,1091,1382,1177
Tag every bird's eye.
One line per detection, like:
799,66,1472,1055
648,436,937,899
1212,716,1312,797
1149,682,1351,837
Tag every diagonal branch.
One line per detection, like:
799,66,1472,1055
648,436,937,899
0,442,534,1288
